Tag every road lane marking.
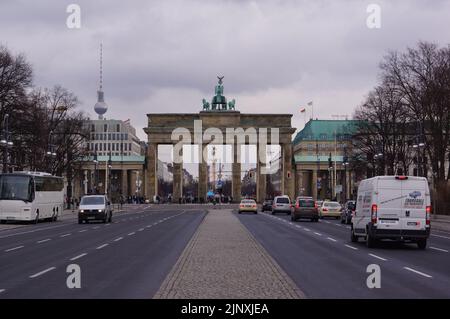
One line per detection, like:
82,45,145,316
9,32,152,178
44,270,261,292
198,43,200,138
304,228,311,232
0,224,71,239
295,225,302,228
29,267,56,278
314,232,322,236
138,228,145,231
60,233,71,237
70,253,87,261
345,244,358,250
431,234,450,240
323,221,330,224
327,237,337,242
92,226,100,229
114,237,123,242
96,244,108,250
128,232,135,236
37,238,51,244
404,267,433,278
369,253,387,261
0,289,4,293
5,245,24,252
79,229,87,233
430,246,448,253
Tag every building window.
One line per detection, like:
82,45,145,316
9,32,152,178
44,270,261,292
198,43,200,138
112,143,115,151
116,124,120,132
108,133,111,140
112,133,115,140
108,143,111,151
104,124,107,132
129,143,131,151
124,143,127,151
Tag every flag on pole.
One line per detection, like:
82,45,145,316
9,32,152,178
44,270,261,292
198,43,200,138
307,101,313,106
300,107,306,113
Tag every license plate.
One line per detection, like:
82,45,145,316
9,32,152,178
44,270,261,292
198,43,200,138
88,216,96,220
407,222,418,226
381,220,396,224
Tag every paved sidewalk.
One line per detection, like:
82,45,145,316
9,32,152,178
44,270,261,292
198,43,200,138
154,209,304,299
431,214,450,232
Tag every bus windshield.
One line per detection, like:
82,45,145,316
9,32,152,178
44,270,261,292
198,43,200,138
0,175,32,201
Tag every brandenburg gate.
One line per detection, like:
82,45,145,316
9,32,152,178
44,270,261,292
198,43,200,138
143,77,296,203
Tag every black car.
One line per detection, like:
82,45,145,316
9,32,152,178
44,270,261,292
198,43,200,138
341,200,356,224
261,200,273,212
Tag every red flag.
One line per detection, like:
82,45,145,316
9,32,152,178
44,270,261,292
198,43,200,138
300,107,306,113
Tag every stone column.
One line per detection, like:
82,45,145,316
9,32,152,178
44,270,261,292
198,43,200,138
198,144,208,203
121,169,128,198
256,144,267,203
172,146,183,203
232,143,241,202
295,167,303,197
312,169,318,200
282,143,294,200
145,143,158,201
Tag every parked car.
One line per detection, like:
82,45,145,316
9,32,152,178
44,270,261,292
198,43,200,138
351,175,431,249
341,200,356,224
238,199,258,214
261,199,273,212
78,195,113,224
272,195,292,215
292,196,319,222
319,201,342,219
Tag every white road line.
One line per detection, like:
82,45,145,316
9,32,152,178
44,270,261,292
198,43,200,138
96,244,108,250
37,238,51,244
369,253,387,261
314,232,322,236
431,234,450,240
70,253,87,261
79,229,87,233
295,225,302,228
324,221,331,224
5,245,24,252
304,228,311,232
29,267,56,279
334,224,342,227
60,233,71,237
345,244,358,250
128,232,135,236
404,267,433,278
138,228,145,232
430,246,449,253
0,289,4,293
114,237,123,242
327,237,337,242
92,226,100,229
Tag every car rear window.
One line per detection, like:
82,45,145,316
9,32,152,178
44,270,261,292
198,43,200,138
324,202,341,208
242,200,255,204
276,198,290,204
299,199,315,207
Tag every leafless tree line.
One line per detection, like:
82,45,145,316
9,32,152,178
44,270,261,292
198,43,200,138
0,45,90,181
353,41,450,211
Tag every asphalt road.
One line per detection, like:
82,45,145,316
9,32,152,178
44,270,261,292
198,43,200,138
236,210,450,298
0,205,206,298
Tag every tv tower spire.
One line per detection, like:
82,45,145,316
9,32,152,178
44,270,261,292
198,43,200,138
94,43,108,119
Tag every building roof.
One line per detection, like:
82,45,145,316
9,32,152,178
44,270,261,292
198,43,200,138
82,155,145,163
293,119,359,145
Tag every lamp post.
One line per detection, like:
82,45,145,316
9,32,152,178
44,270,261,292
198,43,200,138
93,153,98,194
374,151,383,176
46,130,57,174
343,148,349,202
1,114,14,173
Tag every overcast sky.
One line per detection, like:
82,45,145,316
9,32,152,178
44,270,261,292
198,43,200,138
1,0,450,142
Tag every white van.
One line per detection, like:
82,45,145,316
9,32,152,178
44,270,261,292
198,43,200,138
351,176,431,249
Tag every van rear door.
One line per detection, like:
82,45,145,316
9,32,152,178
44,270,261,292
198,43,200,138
376,177,402,231
401,178,428,232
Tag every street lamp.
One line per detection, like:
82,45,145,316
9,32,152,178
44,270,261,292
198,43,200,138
1,114,14,173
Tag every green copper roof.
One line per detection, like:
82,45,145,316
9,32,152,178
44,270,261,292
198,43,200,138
293,120,359,145
81,155,145,163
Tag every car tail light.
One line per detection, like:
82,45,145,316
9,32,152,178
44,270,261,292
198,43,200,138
295,202,299,208
426,206,431,225
371,204,378,223
252,204,257,208
322,208,328,212
314,202,318,208
395,176,408,180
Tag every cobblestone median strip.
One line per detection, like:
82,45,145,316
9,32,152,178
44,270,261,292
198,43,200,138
154,209,305,299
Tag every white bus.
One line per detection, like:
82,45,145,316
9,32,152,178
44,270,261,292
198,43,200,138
0,172,64,224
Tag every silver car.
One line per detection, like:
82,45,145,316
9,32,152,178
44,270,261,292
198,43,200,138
78,195,113,224
272,195,292,215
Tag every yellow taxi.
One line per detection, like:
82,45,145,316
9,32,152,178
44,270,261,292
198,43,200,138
238,199,258,214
